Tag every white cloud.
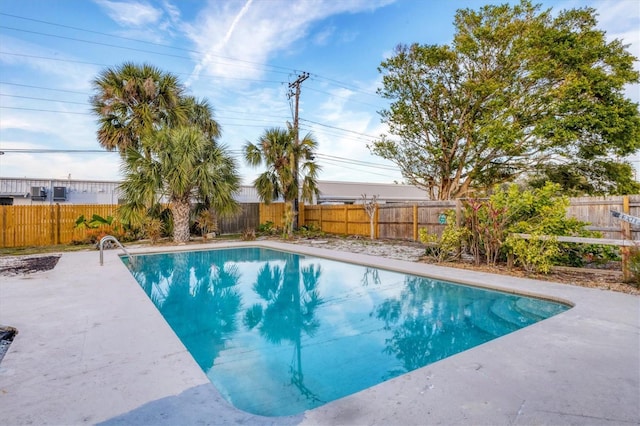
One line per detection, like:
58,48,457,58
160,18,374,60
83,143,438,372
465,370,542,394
162,0,181,23
184,0,396,83
94,0,163,27
309,86,401,183
0,152,121,181
313,25,336,46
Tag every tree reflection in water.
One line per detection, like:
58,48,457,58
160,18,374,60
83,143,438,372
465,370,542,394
135,251,243,371
243,253,324,403
375,275,478,376
361,266,381,287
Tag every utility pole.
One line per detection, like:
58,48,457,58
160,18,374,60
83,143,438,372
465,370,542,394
288,71,309,231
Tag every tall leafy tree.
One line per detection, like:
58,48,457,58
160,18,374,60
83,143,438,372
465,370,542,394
119,126,240,243
90,62,188,155
373,0,640,199
243,127,321,235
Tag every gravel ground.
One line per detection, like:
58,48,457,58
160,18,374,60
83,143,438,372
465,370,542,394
292,236,427,261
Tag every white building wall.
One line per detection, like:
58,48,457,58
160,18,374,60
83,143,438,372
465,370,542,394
0,177,427,206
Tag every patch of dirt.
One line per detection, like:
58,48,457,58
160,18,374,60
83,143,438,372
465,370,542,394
418,258,638,295
294,236,639,296
0,254,61,276
0,326,17,364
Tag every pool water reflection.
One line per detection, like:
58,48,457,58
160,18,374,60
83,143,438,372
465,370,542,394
126,247,569,417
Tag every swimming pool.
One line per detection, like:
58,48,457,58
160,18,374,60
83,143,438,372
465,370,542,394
125,247,570,417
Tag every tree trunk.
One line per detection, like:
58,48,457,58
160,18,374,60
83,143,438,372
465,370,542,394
171,199,192,243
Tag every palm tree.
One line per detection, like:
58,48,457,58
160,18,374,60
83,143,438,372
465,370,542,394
243,127,321,235
119,126,241,243
90,62,188,155
181,96,221,141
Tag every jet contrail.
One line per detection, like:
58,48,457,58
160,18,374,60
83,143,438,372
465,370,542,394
219,0,254,49
188,0,254,84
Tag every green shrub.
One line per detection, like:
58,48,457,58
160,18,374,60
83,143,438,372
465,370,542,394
628,247,640,285
298,224,324,238
460,182,592,271
419,210,468,263
257,221,275,234
505,234,560,274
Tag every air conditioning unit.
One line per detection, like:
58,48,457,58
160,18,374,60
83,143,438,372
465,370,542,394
31,186,47,201
53,186,67,201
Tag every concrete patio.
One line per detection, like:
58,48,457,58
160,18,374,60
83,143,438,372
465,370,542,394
0,241,638,425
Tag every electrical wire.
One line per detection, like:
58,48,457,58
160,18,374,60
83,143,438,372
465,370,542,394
0,148,399,176
0,13,384,104
0,12,397,176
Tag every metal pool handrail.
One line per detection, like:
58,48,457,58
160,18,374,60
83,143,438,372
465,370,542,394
99,235,135,266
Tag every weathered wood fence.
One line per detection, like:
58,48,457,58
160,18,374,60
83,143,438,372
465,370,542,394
1,196,638,248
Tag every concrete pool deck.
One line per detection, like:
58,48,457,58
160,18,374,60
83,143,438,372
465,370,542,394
0,241,638,425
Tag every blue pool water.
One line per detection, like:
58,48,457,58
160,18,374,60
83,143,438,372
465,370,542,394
125,247,569,417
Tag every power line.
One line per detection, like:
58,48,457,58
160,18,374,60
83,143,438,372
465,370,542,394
0,106,91,115
0,99,380,143
0,103,290,126
0,12,297,74
0,148,397,174
299,123,375,144
304,85,385,110
317,157,400,178
300,118,379,139
0,81,89,95
315,153,397,170
0,52,287,85
0,13,384,105
0,25,293,77
0,148,111,153
307,74,381,100
0,93,88,105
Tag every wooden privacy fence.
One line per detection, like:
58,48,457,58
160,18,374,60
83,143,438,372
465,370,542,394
304,204,373,236
0,203,262,248
299,196,640,241
1,196,639,248
0,204,117,248
218,203,259,234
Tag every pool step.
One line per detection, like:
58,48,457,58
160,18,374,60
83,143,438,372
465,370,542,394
490,298,533,327
469,300,520,337
514,298,565,321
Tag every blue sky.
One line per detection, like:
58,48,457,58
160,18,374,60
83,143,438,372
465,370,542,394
0,0,638,184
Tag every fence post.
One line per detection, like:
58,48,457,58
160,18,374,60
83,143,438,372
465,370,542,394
49,204,55,246
455,198,462,227
413,204,418,241
374,205,379,240
55,203,61,245
0,206,5,248
299,202,305,228
622,195,632,281
344,205,348,234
